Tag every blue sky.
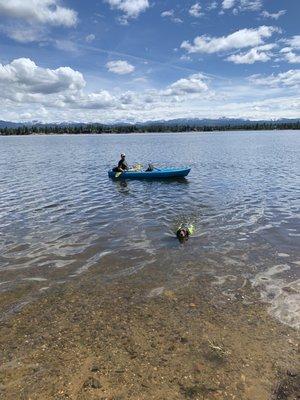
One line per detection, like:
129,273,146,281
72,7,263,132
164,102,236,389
0,0,299,122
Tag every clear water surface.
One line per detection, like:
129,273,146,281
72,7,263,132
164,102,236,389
0,131,299,327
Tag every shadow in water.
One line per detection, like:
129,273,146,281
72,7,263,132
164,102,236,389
113,176,189,185
114,179,130,195
112,176,189,195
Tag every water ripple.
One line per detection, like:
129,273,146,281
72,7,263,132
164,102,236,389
0,131,299,327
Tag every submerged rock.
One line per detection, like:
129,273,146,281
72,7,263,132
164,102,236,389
90,364,101,372
83,377,102,389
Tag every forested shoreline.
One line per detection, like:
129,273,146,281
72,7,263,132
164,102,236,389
0,121,299,135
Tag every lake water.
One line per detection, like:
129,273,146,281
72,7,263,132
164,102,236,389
0,131,299,328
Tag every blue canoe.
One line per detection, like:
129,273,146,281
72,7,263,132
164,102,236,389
108,167,191,180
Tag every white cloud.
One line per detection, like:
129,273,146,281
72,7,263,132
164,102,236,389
285,53,300,64
249,70,300,88
281,50,300,64
161,9,183,23
261,10,286,20
1,58,299,123
180,55,192,62
222,0,236,10
223,0,263,13
227,49,269,64
189,3,203,18
1,24,46,43
85,34,96,43
0,0,78,27
161,10,173,17
280,47,291,54
119,91,135,104
284,35,300,50
255,43,276,51
0,58,85,97
106,60,135,74
207,1,218,10
65,91,116,109
104,0,149,20
227,44,276,64
162,74,209,96
0,58,116,112
181,26,279,54
133,77,148,83
0,59,212,119
239,0,262,11
54,39,78,53
280,36,300,64
172,17,183,24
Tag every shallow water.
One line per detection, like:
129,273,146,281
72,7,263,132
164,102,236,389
0,131,299,327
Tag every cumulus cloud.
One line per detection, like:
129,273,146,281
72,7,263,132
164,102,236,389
249,70,300,88
227,44,276,64
1,58,299,123
0,58,85,97
0,58,117,112
181,26,279,54
119,91,135,104
0,0,78,27
104,0,149,21
189,3,203,18
0,58,212,118
135,74,211,107
106,60,135,74
64,91,116,109
261,10,286,20
162,74,209,96
161,10,183,23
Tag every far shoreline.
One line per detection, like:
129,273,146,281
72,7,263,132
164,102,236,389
0,123,300,136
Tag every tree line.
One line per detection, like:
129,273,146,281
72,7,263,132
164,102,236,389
0,121,299,135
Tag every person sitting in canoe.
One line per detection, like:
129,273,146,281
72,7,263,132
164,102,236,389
176,224,195,242
113,153,129,172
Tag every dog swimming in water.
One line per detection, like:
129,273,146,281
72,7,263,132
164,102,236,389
176,224,195,242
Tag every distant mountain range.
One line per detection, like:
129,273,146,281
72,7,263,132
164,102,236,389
0,117,299,129
136,118,300,127
0,120,22,128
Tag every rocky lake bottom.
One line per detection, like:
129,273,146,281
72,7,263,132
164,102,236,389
0,262,299,400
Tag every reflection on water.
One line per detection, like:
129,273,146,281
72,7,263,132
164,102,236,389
0,131,299,328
